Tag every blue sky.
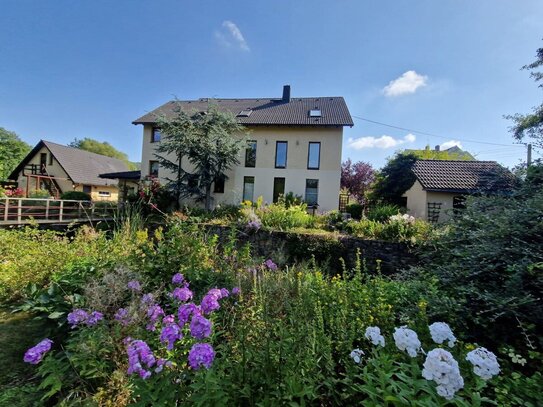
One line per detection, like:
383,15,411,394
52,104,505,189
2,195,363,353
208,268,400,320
1,0,542,169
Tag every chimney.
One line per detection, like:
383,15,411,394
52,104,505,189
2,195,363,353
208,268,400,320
282,85,291,102
435,145,440,151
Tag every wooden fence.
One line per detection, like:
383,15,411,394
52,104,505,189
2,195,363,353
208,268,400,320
0,198,116,226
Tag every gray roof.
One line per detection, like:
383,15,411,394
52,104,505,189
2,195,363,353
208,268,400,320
133,97,354,127
9,140,129,186
412,160,517,193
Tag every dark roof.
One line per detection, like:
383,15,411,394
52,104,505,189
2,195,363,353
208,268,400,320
9,140,129,186
100,170,141,180
411,160,517,193
132,97,353,127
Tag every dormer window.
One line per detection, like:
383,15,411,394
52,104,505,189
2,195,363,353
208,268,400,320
309,109,321,117
237,109,252,117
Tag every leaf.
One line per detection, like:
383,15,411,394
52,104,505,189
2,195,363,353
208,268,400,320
48,311,65,319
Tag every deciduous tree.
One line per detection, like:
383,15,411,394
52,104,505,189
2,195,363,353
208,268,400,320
0,127,31,180
70,138,137,169
340,159,375,204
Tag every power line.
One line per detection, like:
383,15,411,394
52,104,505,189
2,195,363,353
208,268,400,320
351,115,525,148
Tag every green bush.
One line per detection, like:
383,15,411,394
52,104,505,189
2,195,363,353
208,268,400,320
256,201,316,231
346,203,364,219
60,190,91,201
366,203,401,222
28,189,51,199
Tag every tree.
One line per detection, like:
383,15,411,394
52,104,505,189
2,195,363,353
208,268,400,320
506,43,543,149
70,138,137,170
340,159,375,204
371,153,418,206
0,127,31,180
155,103,247,210
405,145,474,160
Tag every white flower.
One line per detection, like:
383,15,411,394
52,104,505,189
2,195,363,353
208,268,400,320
389,213,416,224
350,348,364,364
422,348,464,400
466,347,500,380
393,326,421,357
364,326,385,347
429,322,456,347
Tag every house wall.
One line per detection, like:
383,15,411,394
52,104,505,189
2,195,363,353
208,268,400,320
14,146,120,202
141,124,344,212
404,180,458,222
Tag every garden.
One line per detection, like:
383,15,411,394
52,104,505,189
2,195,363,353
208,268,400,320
0,166,542,406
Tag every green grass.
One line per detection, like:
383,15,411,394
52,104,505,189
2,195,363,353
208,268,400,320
0,308,49,405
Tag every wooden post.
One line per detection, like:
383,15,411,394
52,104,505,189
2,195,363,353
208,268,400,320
45,199,50,220
17,199,22,224
59,200,64,222
4,199,8,222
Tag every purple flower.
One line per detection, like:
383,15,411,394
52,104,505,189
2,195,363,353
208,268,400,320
247,219,262,231
172,273,184,285
178,303,201,326
232,287,240,295
67,309,89,327
172,287,193,302
160,322,182,350
220,288,230,298
154,358,172,373
114,308,131,326
24,338,53,364
146,304,165,331
87,311,103,326
264,259,278,271
141,293,154,305
126,338,156,379
190,314,212,339
188,343,215,370
127,280,142,291
201,294,220,314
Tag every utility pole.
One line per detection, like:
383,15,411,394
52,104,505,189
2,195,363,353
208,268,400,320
527,143,532,167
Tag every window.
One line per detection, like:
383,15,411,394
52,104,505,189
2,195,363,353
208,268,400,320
214,176,225,193
275,141,288,168
309,109,321,117
305,179,319,206
40,153,47,173
307,142,321,169
237,109,252,117
152,128,161,143
98,191,111,197
245,140,257,167
453,195,467,210
82,185,92,194
48,153,53,165
273,177,285,203
149,161,159,177
242,176,255,202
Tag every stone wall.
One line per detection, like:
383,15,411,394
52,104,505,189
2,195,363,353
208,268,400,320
203,225,419,275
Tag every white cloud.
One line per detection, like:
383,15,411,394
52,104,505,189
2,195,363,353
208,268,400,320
440,140,463,150
383,70,428,97
347,133,416,150
215,20,250,51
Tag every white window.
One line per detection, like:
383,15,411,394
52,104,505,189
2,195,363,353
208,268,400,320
305,179,318,206
309,109,321,117
98,191,111,197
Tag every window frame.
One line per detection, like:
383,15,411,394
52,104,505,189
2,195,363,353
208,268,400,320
272,177,286,203
245,140,257,168
151,127,161,143
307,142,321,170
214,175,225,193
149,160,159,177
275,141,288,169
48,153,53,166
98,191,111,197
305,179,319,206
242,176,255,202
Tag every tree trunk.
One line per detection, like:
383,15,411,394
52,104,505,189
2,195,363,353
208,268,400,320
205,184,212,211
176,155,183,210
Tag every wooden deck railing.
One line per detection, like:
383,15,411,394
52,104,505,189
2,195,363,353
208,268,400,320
0,198,116,226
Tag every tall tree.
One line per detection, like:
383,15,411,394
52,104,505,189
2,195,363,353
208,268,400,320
371,153,418,206
70,138,137,169
506,43,543,149
0,127,31,180
341,159,375,204
155,103,247,210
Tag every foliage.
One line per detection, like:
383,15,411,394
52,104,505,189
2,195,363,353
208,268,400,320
28,189,51,199
372,152,418,206
251,200,316,231
505,43,543,149
405,145,475,160
367,203,402,222
70,137,137,170
341,158,375,204
154,102,248,210
60,190,91,201
0,127,31,181
343,216,432,243
346,203,363,219
4,187,25,197
414,188,543,353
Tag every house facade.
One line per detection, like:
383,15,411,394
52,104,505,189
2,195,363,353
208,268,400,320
403,160,516,222
8,140,129,201
133,86,353,212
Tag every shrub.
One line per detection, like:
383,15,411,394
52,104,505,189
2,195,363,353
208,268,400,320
256,201,316,230
367,203,401,222
61,191,91,201
346,203,364,219
28,189,51,199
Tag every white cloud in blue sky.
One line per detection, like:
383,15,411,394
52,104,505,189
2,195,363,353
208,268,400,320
383,71,428,97
441,140,463,149
215,20,250,52
348,133,416,149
